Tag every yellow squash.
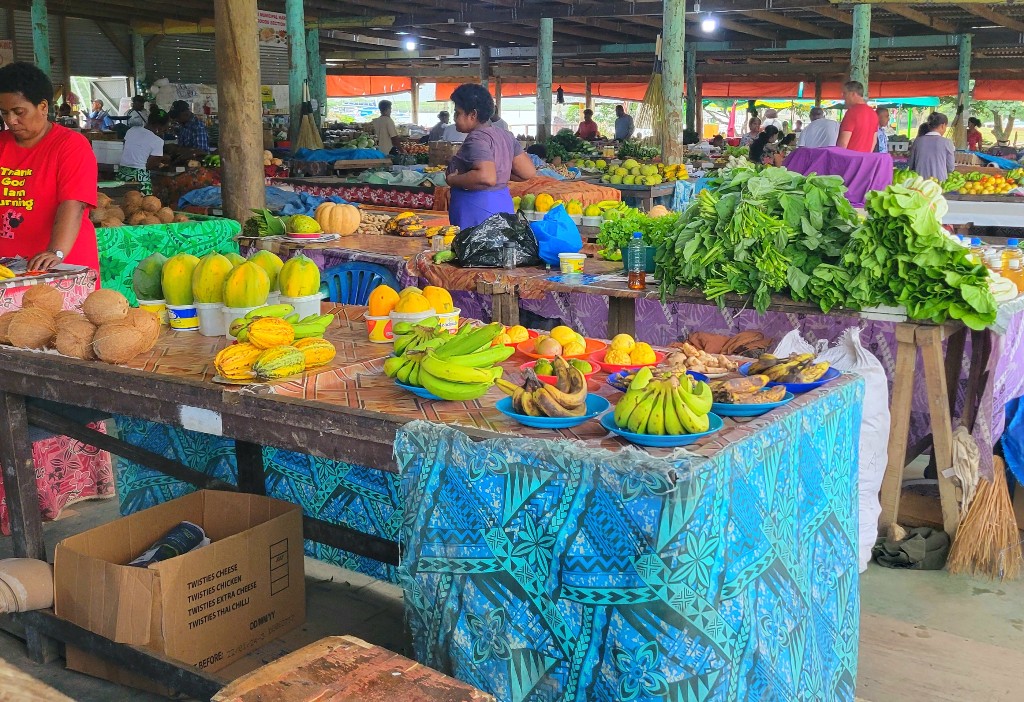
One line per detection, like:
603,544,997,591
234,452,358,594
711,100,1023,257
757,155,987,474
247,316,295,349
213,342,263,380
294,337,336,367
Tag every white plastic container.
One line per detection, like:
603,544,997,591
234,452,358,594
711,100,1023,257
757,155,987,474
569,214,583,225
267,290,282,305
279,292,324,320
558,252,586,276
223,305,261,340
196,302,226,337
437,307,462,334
166,304,199,331
389,308,438,329
581,215,603,228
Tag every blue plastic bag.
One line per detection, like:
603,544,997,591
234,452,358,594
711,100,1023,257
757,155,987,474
529,204,583,266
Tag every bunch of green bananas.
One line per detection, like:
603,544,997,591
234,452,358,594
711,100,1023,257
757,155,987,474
228,304,334,342
965,172,984,183
385,322,514,400
1008,168,1024,184
942,172,968,193
495,357,588,418
393,316,450,356
747,353,830,383
612,366,713,435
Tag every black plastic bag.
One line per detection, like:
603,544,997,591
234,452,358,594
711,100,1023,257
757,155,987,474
451,212,541,268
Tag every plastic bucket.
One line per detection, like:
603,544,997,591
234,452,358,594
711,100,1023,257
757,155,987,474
389,308,438,329
167,304,199,331
581,216,602,228
365,314,393,343
279,292,324,320
437,307,461,334
559,253,586,276
137,299,168,325
223,305,260,340
195,302,226,337
267,290,282,305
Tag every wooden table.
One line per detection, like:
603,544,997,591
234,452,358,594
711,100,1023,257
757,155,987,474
607,182,676,210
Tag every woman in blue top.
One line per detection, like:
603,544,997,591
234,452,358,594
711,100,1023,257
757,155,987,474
445,83,536,229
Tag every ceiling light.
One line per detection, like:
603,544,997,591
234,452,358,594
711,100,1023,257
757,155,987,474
701,15,718,32
404,39,417,51
465,24,475,36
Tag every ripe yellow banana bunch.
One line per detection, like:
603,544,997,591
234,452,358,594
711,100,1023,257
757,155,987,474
496,356,588,418
0,264,16,280
612,366,713,435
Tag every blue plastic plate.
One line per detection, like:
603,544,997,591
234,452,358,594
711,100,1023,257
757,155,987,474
496,394,610,429
712,392,794,417
395,379,442,401
738,362,840,395
600,411,723,447
606,370,708,393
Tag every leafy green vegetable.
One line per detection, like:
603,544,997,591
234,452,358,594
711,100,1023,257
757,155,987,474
545,129,598,161
597,209,681,259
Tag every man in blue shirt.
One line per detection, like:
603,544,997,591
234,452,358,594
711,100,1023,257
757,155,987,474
875,107,889,154
169,100,210,154
614,105,634,141
87,100,113,131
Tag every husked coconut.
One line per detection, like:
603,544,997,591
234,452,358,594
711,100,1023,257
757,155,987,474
55,318,97,360
123,191,144,207
0,310,18,344
93,322,144,364
100,218,123,228
156,207,175,224
55,310,85,325
128,212,147,225
142,215,161,225
82,289,129,325
126,308,161,350
107,206,126,222
90,208,107,225
7,307,56,349
96,192,112,209
141,195,162,213
21,285,64,314
172,213,190,223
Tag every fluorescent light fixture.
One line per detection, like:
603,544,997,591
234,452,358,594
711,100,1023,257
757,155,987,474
404,39,417,50
465,24,475,35
701,14,718,32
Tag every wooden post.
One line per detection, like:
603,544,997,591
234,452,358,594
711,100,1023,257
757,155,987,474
584,78,592,111
285,0,307,146
59,16,70,99
132,32,147,94
479,44,490,89
849,4,871,95
214,0,267,220
662,0,686,162
306,27,325,127
685,43,697,136
494,76,502,117
410,77,419,125
955,33,972,149
30,0,50,78
814,76,823,107
536,18,553,140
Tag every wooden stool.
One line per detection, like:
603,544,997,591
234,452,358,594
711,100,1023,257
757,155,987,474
213,636,494,702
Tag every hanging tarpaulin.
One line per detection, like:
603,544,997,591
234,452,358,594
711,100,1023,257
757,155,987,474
326,76,413,97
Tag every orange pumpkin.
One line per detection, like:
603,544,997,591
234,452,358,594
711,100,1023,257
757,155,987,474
315,203,361,236
367,285,400,316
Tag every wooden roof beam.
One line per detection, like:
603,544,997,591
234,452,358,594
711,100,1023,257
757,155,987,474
737,10,835,39
718,18,779,41
964,5,1024,34
880,5,958,35
810,6,894,37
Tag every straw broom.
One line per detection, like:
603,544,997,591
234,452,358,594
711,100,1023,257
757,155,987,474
947,456,1024,580
636,35,664,146
295,80,324,151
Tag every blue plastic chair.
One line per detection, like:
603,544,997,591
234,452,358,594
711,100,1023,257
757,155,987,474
321,262,400,305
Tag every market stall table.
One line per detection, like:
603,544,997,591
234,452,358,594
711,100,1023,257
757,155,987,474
0,305,863,701
272,177,439,210
606,181,677,210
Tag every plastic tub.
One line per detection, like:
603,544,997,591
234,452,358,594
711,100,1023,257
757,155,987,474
581,216,603,228
267,290,282,305
389,308,437,329
137,299,168,325
196,302,226,337
222,305,261,340
559,252,586,275
569,214,583,225
166,304,199,332
279,292,324,320
365,314,393,343
437,307,461,334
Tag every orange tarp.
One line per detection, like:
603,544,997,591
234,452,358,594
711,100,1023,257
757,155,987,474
435,82,650,101
326,76,412,97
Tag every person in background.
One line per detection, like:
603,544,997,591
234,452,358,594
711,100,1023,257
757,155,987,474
490,113,510,131
709,134,726,150
779,133,797,150
125,95,148,129
427,111,449,142
168,100,210,154
445,83,536,229
836,81,877,152
576,109,600,140
907,111,955,182
749,125,781,165
441,120,468,144
117,111,170,195
967,116,984,152
86,99,113,131
798,107,839,148
762,109,783,130
525,143,547,169
739,116,762,147
371,99,402,154
875,107,890,154
614,105,634,141
0,62,99,271
794,119,804,132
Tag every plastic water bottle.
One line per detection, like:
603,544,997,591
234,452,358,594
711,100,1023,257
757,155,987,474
1007,257,1024,294
1002,238,1022,271
968,237,986,265
627,231,646,291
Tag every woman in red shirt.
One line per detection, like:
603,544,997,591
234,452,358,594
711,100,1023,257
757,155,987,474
575,109,601,141
967,117,984,152
0,62,98,272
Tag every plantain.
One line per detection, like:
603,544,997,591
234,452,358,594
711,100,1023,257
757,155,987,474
552,356,573,393
520,389,543,416
747,353,782,375
711,375,769,395
539,364,587,410
534,385,587,417
761,386,788,402
764,359,804,381
795,361,830,383
495,379,521,397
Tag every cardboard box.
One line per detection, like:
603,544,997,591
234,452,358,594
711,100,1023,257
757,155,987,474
54,491,305,694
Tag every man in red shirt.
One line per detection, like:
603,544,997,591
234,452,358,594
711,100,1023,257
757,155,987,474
837,80,878,153
575,109,601,140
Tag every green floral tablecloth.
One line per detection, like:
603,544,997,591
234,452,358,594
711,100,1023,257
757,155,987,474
96,215,241,304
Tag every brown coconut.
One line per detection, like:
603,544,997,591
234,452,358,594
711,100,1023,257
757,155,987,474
100,218,123,228
123,191,144,207
107,206,126,222
126,308,161,351
0,310,18,344
128,212,147,226
93,322,144,364
172,213,190,223
90,208,107,225
55,310,85,325
96,192,112,209
156,207,175,224
143,215,162,225
141,195,162,213
7,307,56,349
55,318,97,360
82,288,129,325
21,285,65,314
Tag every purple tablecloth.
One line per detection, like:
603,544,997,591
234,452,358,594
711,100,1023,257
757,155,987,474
783,146,894,207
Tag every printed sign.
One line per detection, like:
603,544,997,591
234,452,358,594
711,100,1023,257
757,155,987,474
0,40,13,68
258,11,288,46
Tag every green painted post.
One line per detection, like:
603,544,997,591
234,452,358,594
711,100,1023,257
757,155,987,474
132,32,147,95
537,18,553,141
286,0,307,146
685,43,697,135
306,28,325,127
849,4,871,96
30,0,50,78
907,107,912,138
662,0,686,162
955,33,972,149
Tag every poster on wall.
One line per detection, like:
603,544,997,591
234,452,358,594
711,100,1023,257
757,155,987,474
257,11,287,47
0,40,13,68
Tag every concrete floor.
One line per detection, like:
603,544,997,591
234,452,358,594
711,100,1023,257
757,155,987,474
0,498,1021,701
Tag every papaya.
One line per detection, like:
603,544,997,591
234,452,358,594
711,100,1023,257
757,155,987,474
191,252,235,304
422,286,454,313
222,262,271,309
132,252,167,301
248,250,285,292
224,251,247,268
161,253,201,306
367,285,400,317
278,254,321,298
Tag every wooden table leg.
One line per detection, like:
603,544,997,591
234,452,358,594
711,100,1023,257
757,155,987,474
607,297,637,338
235,440,266,496
477,281,520,327
879,324,919,531
0,391,57,662
918,326,962,537
943,326,967,417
